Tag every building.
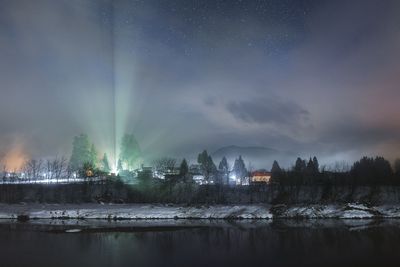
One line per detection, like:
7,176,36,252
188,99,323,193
189,164,202,174
250,171,271,184
154,166,180,180
136,165,154,178
192,174,205,184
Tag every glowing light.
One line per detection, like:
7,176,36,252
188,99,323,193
250,172,271,183
1,142,28,172
111,167,118,176
0,177,107,185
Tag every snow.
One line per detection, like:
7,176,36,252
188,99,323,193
0,203,273,220
272,203,400,219
340,209,374,219
346,203,370,210
1,203,400,220
65,229,82,233
339,203,377,219
0,177,106,185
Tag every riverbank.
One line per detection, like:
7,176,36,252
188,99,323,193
2,203,400,220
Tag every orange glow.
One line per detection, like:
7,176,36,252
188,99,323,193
1,143,28,172
250,171,271,183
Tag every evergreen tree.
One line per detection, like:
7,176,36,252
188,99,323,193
374,156,393,179
218,156,229,184
101,153,111,173
312,156,319,173
306,158,315,173
233,155,247,185
271,160,282,174
89,144,98,167
351,156,393,185
179,158,189,180
69,134,91,171
218,156,229,172
395,159,400,175
294,157,306,173
119,134,141,170
197,150,208,166
117,159,123,172
197,150,217,181
271,160,282,184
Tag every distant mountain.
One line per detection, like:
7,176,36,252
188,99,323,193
212,145,285,169
212,145,276,159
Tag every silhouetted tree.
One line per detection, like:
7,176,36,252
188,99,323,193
374,156,393,177
218,156,229,184
271,160,283,187
271,160,283,185
233,155,247,185
119,134,141,170
101,153,111,173
294,158,306,173
306,158,314,173
52,156,67,179
117,159,123,172
153,157,177,174
351,156,393,185
24,159,43,179
197,150,217,182
218,156,229,172
89,144,98,167
271,160,282,174
394,158,400,175
179,158,189,181
69,134,91,172
312,156,319,173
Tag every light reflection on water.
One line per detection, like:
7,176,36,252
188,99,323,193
0,220,400,267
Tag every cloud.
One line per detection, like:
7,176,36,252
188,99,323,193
226,98,309,127
0,0,115,159
318,121,400,152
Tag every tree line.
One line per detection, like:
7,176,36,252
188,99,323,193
4,132,400,191
2,133,142,180
147,150,400,189
270,156,400,188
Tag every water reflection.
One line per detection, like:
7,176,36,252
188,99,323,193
0,220,399,267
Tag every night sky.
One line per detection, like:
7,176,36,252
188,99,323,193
0,0,400,169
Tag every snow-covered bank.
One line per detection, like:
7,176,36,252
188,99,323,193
2,203,400,220
271,204,391,219
0,204,273,220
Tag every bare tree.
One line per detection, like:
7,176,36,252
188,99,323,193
45,159,52,180
43,156,68,182
52,156,68,181
58,156,68,178
24,159,43,181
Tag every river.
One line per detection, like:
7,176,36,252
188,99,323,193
0,219,399,267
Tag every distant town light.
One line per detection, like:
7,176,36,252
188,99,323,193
111,168,118,176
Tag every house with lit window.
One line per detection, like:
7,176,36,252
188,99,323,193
189,164,205,184
250,171,271,184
